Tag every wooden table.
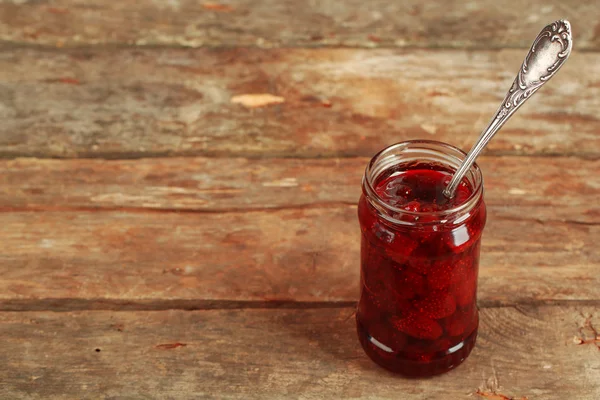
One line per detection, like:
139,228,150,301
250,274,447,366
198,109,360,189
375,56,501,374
1,1,599,398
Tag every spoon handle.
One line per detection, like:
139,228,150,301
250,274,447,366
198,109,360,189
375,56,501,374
443,20,573,198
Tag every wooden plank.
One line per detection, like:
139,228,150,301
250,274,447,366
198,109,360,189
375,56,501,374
1,306,599,399
0,207,597,308
2,156,598,223
0,0,597,50
0,48,598,158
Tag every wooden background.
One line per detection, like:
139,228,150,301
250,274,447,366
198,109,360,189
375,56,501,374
0,1,599,399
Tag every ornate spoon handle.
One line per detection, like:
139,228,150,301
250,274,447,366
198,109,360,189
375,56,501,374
443,20,573,198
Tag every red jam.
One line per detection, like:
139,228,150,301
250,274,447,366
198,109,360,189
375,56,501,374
357,161,486,377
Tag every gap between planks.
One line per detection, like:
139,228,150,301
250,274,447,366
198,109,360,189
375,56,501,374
1,40,600,53
0,205,598,227
0,151,598,161
2,298,600,312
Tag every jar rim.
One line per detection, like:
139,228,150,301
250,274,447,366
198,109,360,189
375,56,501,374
362,140,484,225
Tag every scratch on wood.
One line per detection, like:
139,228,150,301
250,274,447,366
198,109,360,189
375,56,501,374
475,389,528,400
575,313,600,349
261,177,298,187
343,310,356,323
202,3,234,12
487,359,499,392
231,94,285,108
155,343,187,349
44,78,81,85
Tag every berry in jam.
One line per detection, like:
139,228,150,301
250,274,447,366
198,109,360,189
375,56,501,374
374,168,472,212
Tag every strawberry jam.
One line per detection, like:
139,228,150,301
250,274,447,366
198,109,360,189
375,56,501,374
357,141,486,377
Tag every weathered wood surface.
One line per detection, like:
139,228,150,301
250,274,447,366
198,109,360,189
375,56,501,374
1,1,598,396
2,156,598,223
0,0,596,50
2,306,599,399
0,206,597,309
0,48,598,159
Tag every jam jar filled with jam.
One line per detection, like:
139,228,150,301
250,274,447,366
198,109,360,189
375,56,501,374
356,140,486,377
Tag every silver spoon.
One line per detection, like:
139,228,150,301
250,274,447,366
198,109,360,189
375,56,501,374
443,20,573,198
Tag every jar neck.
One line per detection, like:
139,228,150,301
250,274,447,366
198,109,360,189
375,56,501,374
362,140,484,227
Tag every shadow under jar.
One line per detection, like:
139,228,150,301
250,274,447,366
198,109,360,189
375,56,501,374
356,140,486,377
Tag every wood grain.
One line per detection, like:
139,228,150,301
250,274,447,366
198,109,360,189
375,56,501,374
2,156,598,223
1,306,599,399
0,48,598,158
0,207,597,309
1,2,597,396
0,0,597,50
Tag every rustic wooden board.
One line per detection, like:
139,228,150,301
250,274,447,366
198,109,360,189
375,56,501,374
2,156,598,223
0,0,596,50
1,2,596,397
0,207,597,309
1,306,599,399
0,48,598,158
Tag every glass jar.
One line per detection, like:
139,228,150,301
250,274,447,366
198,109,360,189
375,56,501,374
356,140,486,377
